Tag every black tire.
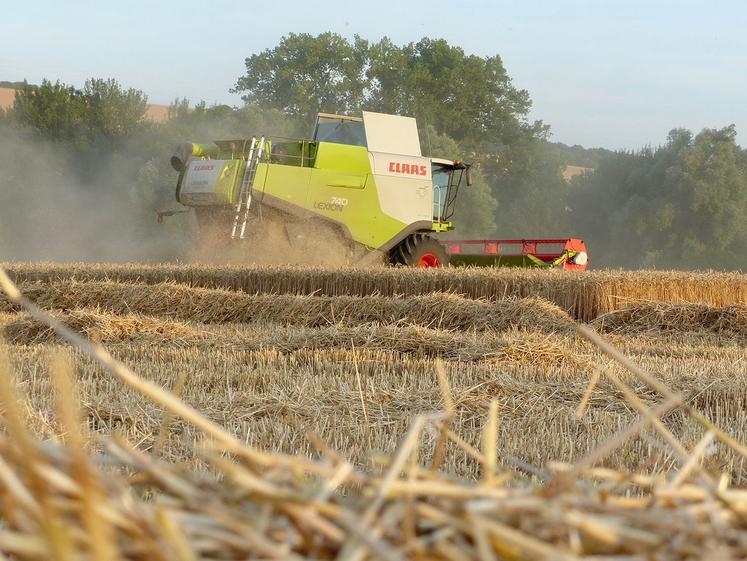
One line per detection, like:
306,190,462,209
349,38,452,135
390,234,449,268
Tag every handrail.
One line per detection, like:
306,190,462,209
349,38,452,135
433,186,444,224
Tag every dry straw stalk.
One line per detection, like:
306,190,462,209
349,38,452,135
3,265,747,559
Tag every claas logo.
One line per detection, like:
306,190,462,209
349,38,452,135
193,164,215,171
388,162,427,176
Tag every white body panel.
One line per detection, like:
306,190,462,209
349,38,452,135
369,151,432,225
181,159,228,205
363,111,422,156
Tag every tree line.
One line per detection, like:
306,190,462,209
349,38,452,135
1,32,744,269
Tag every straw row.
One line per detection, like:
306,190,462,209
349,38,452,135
5,262,747,321
2,309,195,344
0,280,575,333
5,280,746,338
593,302,747,335
1,308,581,365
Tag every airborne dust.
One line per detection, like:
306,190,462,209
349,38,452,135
0,127,190,263
0,127,365,267
192,211,361,267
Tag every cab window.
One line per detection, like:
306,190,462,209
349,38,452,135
313,116,367,147
432,164,452,220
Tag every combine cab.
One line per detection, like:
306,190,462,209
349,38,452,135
166,111,588,270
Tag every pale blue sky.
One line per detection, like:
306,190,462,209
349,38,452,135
3,0,745,149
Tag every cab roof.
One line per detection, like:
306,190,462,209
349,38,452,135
313,111,422,157
316,112,362,122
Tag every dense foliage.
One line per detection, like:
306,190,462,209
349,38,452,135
1,33,744,269
571,126,747,268
235,34,537,146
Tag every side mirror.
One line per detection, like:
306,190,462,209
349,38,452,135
466,167,473,186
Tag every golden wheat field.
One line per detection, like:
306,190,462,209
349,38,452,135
1,262,747,560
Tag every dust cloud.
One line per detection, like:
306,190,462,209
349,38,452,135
191,211,377,267
0,127,379,267
0,128,193,263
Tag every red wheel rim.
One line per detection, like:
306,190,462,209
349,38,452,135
418,253,441,268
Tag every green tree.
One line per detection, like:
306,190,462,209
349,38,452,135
234,33,539,148
422,126,497,238
81,78,147,139
367,37,535,147
485,137,573,239
163,100,300,140
571,125,747,269
12,79,85,140
653,125,747,267
233,32,368,122
11,78,147,142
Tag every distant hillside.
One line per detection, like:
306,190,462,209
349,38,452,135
561,164,593,182
547,141,613,169
0,88,14,112
546,141,613,182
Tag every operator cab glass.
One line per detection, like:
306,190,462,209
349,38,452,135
432,164,452,221
313,114,367,147
432,162,466,223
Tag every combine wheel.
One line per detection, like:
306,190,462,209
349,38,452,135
392,234,449,268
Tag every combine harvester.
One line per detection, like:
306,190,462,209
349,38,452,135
165,111,587,270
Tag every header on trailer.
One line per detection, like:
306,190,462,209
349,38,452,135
444,238,588,270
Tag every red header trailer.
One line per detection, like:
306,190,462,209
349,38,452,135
442,238,588,271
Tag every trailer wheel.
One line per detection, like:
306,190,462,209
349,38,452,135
392,234,449,268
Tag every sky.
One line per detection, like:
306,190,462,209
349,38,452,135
3,0,745,149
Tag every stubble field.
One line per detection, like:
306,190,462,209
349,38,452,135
1,262,747,559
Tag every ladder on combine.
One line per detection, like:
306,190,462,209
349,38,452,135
231,136,266,239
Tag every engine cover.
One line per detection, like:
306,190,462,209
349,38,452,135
180,159,243,206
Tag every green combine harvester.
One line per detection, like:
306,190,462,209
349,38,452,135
166,111,588,269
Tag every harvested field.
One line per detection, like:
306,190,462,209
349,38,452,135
2,263,747,559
